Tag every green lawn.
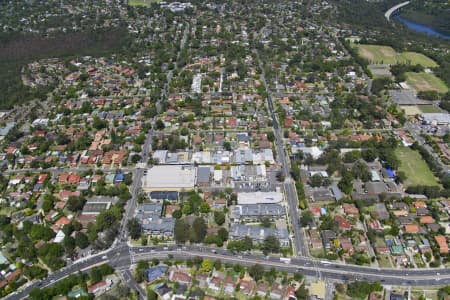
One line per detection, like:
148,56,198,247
377,254,393,268
419,105,443,113
354,44,438,67
399,52,438,68
406,72,449,93
395,147,439,187
128,0,159,6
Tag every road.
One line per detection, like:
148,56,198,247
7,243,450,300
3,166,133,175
254,49,308,257
385,1,410,21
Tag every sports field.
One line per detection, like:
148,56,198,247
405,72,449,93
419,105,443,113
354,44,438,67
395,147,439,187
128,0,159,6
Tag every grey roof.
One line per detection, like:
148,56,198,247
365,182,388,194
421,113,450,124
237,133,250,142
231,204,285,219
0,122,15,136
229,224,288,242
196,166,211,183
312,188,334,202
389,90,428,105
321,230,336,240
331,183,343,201
145,266,168,282
375,203,389,220
149,191,178,201
140,216,175,234
137,203,163,216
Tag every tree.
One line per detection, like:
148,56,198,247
30,224,55,241
75,232,89,249
63,236,76,252
343,150,361,163
148,289,158,300
338,170,353,194
217,227,229,241
248,264,264,281
362,148,377,162
172,210,182,219
199,202,210,214
200,259,213,273
90,267,103,284
261,217,271,228
96,208,121,232
23,265,48,280
262,235,280,254
390,223,400,236
351,160,371,182
127,218,142,240
295,284,309,300
131,154,142,164
300,210,313,227
223,141,231,151
182,204,193,215
347,281,382,299
310,174,324,187
180,127,189,136
155,120,165,130
42,196,55,213
242,236,253,251
0,214,10,226
190,217,207,243
92,116,108,130
214,259,221,270
100,264,114,277
214,211,226,225
67,196,86,212
174,219,189,243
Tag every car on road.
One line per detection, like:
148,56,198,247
102,255,108,259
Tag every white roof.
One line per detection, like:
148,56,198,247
54,230,65,243
142,165,196,189
301,147,323,159
153,150,168,164
238,191,283,204
214,170,223,181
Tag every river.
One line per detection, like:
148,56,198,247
395,15,450,40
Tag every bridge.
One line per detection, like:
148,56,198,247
385,1,410,21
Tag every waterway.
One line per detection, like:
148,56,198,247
395,15,450,40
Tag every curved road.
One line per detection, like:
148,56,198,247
385,1,410,21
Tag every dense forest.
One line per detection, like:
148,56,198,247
0,27,130,109
401,0,450,35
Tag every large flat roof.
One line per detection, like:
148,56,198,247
142,165,196,190
237,191,283,204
